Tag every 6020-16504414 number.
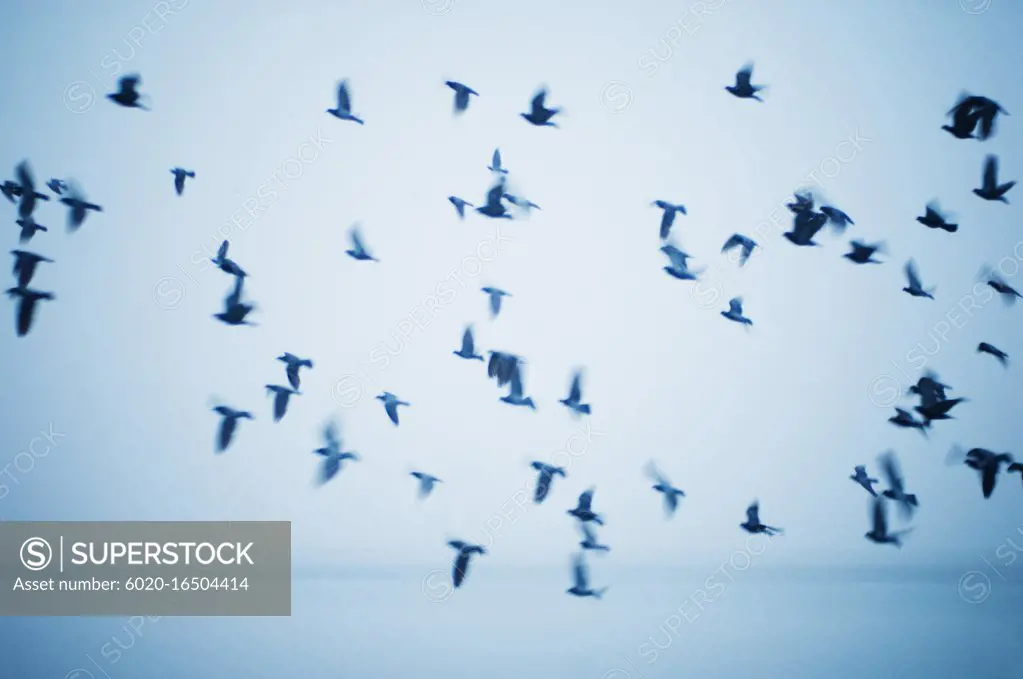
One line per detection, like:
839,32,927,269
124,577,249,591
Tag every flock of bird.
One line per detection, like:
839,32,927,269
5,66,1018,597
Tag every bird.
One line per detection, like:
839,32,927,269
14,161,45,224
345,224,378,261
210,240,247,277
878,450,918,519
902,259,935,299
213,274,256,326
579,523,610,552
376,392,410,426
448,540,487,588
211,405,253,452
170,168,195,196
521,87,561,127
476,178,513,219
314,419,360,485
559,370,592,416
978,342,1009,366
448,196,474,219
453,325,484,361
783,208,828,246
531,461,567,504
10,250,53,288
721,233,757,266
946,94,1008,140
277,353,313,390
958,447,1015,499
445,80,478,114
725,63,765,101
481,287,511,318
865,496,911,548
487,350,522,387
974,155,1015,203
487,148,508,175
979,266,1022,305
567,488,604,525
651,200,687,240
915,396,967,426
326,80,364,124
59,181,103,232
503,193,541,214
1007,462,1023,487
410,471,442,499
888,408,929,437
265,385,298,422
916,202,957,232
46,179,67,195
15,218,48,244
844,240,885,264
566,552,607,599
850,465,880,497
661,243,704,280
721,296,752,327
969,96,1009,140
909,371,951,407
740,500,783,535
820,205,855,232
786,190,816,214
646,461,686,518
107,74,150,109
5,286,54,337
500,363,536,411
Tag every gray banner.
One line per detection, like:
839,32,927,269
0,521,291,616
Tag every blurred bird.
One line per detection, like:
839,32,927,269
503,193,541,215
661,243,704,280
979,265,1022,305
59,180,103,231
265,385,298,422
902,259,935,299
476,178,513,219
844,240,885,264
916,201,957,232
10,250,53,288
783,209,828,246
909,371,951,407
5,286,54,337
865,496,911,548
1007,462,1023,487
974,155,1015,203
946,94,1008,140
453,325,484,361
14,161,45,222
210,240,247,277
107,74,150,109
213,274,256,326
500,364,536,411
721,296,753,327
487,148,508,175
346,224,378,261
410,471,442,499
820,205,855,232
956,446,1015,499
326,80,364,124
481,286,511,318
721,233,757,266
211,405,253,452
915,396,966,426
170,168,195,196
651,200,687,240
878,450,918,519
725,63,764,101
646,461,686,518
277,353,313,390
740,500,783,535
445,80,478,114
531,461,567,504
850,465,880,497
449,540,486,588
448,196,474,219
15,218,47,244
786,190,816,214
566,552,607,599
487,350,522,387
521,87,561,127
314,419,360,485
559,370,592,416
579,523,610,552
888,408,929,437
46,179,67,195
376,392,410,426
978,342,1009,366
568,488,604,525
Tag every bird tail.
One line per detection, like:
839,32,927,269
578,404,591,415
593,587,608,600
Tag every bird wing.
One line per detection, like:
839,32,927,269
337,81,352,113
736,66,752,88
485,179,506,207
722,234,742,253
573,553,588,589
746,502,760,525
487,351,502,379
580,522,597,542
273,391,288,421
664,492,679,515
492,149,501,169
982,462,998,499
15,296,35,336
984,155,998,189
350,226,366,253
568,372,582,402
385,401,400,425
508,365,524,398
878,451,903,492
578,488,594,511
661,244,689,270
453,552,471,587
905,260,922,289
489,291,501,316
218,417,236,451
534,470,552,502
286,364,301,390
531,90,547,115
460,327,475,354
728,297,742,315
324,420,341,450
872,497,886,535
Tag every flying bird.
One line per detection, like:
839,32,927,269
888,408,929,437
955,446,1016,499
783,209,828,246
170,168,195,196
521,87,561,127
740,500,783,535
568,488,604,525
5,286,54,337
579,523,610,552
1007,462,1023,488
945,94,1008,141
481,286,511,318
902,259,934,299
10,250,53,288
59,181,103,231
721,296,752,327
487,148,508,175
820,205,855,232
107,74,150,109
410,471,442,499
376,392,410,426
503,193,541,214
211,240,247,277
559,370,592,417
15,218,48,244
448,196,474,219
531,461,567,504
844,240,885,264
314,419,360,484
46,179,67,195
878,450,918,519
566,552,607,599
265,385,298,422
865,496,911,548
786,190,816,214
277,353,313,390
327,80,364,124
487,350,522,387
500,363,536,411
646,461,686,518
346,225,378,261
13,161,46,227
212,405,253,452
661,243,704,280
978,342,1009,366
915,396,966,426
448,540,487,588
725,63,765,101
721,233,757,266
916,202,957,233
651,200,687,240
476,178,513,219
453,325,484,361
910,371,951,407
974,155,1015,203
979,266,1022,305
445,80,478,114
213,274,256,326
850,465,880,497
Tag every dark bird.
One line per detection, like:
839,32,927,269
448,540,486,588
783,208,828,246
213,274,256,326
661,243,704,280
448,196,474,219
646,461,686,518
978,342,1009,366
453,325,484,361
865,496,911,548
850,465,880,497
503,193,541,215
265,384,298,422
445,80,478,114
566,552,607,599
46,179,67,195
500,363,536,411
376,391,410,426
902,259,935,299
15,218,48,244
888,408,929,438
721,296,753,327
979,265,1022,305
277,353,313,390
909,371,951,407
740,500,783,535
651,200,687,240
410,471,442,499
210,240,247,277
170,168,195,196
314,419,360,484
1007,462,1023,487
568,487,604,525
725,63,765,101
107,74,150,110
786,190,816,214
13,161,47,224
0,180,20,203
974,155,1015,203
878,450,918,519
326,80,364,124
10,250,53,288
559,369,591,417
956,446,1015,499
844,239,885,264
481,286,511,318
476,177,513,219
487,148,508,175
531,461,567,504
521,87,561,127
59,181,103,231
346,224,378,262
915,397,967,426
916,201,957,233
820,205,855,232
5,286,54,336
721,233,757,266
212,405,253,452
943,93,984,139
487,350,522,387
579,523,610,552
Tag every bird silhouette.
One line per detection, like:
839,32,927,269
902,259,935,299
213,274,256,326
844,240,885,264
346,224,378,261
10,250,53,288
445,80,478,114
725,63,765,101
59,180,103,231
210,240,247,277
579,523,610,552
5,286,54,336
740,500,783,535
559,369,592,416
956,447,1016,499
107,74,150,110
1007,462,1023,488
783,208,828,246
170,168,195,196
15,218,48,244
211,405,253,452
786,190,816,214
915,396,966,426
568,487,604,525
314,419,360,485
327,80,364,124
487,148,508,175
46,179,67,195
487,350,522,387
850,465,880,497
910,371,951,407
651,200,687,240
448,540,486,588
265,385,299,422
13,161,48,224
376,392,410,426
820,205,855,233
410,471,442,499
865,496,911,548
531,461,567,504
566,552,607,599
521,87,561,127
448,196,474,219
277,353,313,390
661,243,704,280
945,94,1008,140
500,363,536,411
503,192,541,215
721,296,753,328
978,342,1009,366
916,201,957,233
974,155,1015,203
476,178,513,219
453,325,484,361
979,266,1022,305
646,461,686,518
721,233,758,266
878,450,918,519
888,407,929,438
481,286,511,318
